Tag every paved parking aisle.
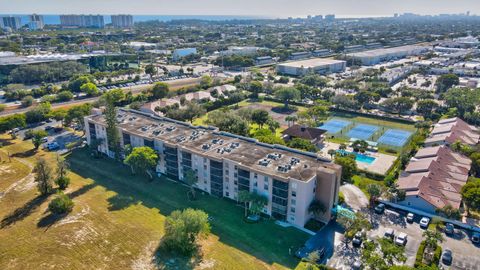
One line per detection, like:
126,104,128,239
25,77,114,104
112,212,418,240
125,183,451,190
441,229,480,270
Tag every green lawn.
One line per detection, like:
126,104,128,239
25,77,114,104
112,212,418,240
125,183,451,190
0,136,308,270
352,175,386,198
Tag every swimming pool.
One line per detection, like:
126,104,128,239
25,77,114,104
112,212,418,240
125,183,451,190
337,150,376,164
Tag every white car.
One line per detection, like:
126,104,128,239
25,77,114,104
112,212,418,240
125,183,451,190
395,232,408,246
419,217,430,229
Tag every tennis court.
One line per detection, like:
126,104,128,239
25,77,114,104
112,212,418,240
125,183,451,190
377,129,412,147
347,124,378,140
319,119,351,134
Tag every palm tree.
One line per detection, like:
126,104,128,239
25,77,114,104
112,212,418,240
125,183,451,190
184,169,198,200
327,149,337,159
366,184,382,207
308,200,326,219
423,229,444,253
305,251,320,270
238,190,251,217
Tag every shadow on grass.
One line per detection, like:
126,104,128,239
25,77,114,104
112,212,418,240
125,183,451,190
107,194,139,211
271,106,297,115
69,183,96,199
11,148,38,158
152,239,202,270
65,148,304,269
0,137,15,147
0,194,49,229
37,212,68,230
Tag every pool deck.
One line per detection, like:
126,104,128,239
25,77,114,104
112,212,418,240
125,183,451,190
319,142,396,175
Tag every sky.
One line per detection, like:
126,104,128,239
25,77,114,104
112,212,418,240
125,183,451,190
1,0,480,18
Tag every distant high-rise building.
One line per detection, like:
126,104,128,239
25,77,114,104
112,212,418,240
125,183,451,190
111,14,133,28
325,14,335,22
28,14,44,30
60,15,104,28
0,16,22,30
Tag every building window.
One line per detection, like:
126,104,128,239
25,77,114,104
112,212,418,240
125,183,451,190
292,191,296,197
291,182,297,189
291,199,296,205
290,216,295,222
234,180,238,185
290,207,295,213
226,192,229,197
254,182,258,187
313,188,316,193
254,173,258,178
264,183,269,190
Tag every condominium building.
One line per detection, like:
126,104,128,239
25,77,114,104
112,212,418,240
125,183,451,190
84,109,342,227
28,14,44,30
60,14,105,28
0,16,22,30
276,58,346,76
111,14,133,28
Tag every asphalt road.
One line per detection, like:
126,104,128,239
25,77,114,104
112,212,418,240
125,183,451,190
0,77,202,116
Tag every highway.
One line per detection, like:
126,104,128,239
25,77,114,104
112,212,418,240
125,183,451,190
0,77,202,116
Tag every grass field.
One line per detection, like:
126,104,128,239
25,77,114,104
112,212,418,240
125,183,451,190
352,175,386,198
0,136,308,270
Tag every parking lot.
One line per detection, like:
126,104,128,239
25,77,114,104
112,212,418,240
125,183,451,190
16,120,83,152
441,229,480,270
306,206,480,270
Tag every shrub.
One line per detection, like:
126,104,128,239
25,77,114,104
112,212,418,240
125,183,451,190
414,240,427,268
338,191,345,205
432,245,442,266
48,192,74,214
55,176,70,190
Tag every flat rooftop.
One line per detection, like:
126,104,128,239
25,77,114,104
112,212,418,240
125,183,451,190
277,58,345,68
87,109,338,182
348,45,426,58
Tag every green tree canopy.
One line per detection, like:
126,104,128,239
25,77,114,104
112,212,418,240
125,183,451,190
163,208,210,254
150,82,169,100
274,87,301,109
124,146,158,179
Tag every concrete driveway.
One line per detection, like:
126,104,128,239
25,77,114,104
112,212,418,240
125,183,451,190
340,184,369,211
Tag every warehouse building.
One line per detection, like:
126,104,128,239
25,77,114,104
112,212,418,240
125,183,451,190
347,45,428,66
276,58,346,76
84,109,342,227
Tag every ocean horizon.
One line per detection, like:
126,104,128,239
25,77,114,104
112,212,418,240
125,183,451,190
0,14,270,25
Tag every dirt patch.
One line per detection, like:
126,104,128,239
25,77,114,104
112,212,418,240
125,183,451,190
131,241,157,270
340,184,368,211
54,205,90,227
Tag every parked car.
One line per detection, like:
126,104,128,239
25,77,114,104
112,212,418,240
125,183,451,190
406,213,414,223
419,217,430,229
442,248,453,265
352,231,363,247
395,232,408,246
384,228,395,239
41,137,48,143
445,223,455,235
472,232,480,244
46,142,59,151
374,203,385,214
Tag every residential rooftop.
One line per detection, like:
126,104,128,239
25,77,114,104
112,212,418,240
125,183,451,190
87,109,338,182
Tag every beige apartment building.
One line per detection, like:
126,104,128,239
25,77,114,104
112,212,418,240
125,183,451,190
84,109,341,227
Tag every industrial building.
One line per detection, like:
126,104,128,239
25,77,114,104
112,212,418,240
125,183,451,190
276,58,346,76
347,45,428,66
111,14,133,28
84,109,342,227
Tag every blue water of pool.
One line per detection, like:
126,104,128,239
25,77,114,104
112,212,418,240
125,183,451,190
337,150,376,164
